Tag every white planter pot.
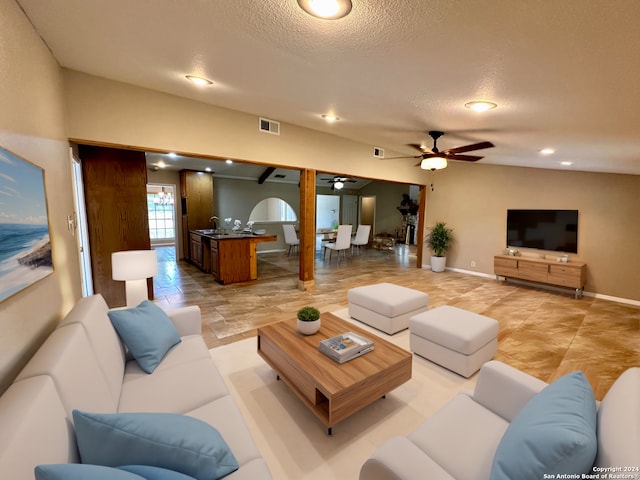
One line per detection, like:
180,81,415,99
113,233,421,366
297,319,321,335
430,256,447,273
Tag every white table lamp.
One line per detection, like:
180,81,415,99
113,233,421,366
112,250,158,307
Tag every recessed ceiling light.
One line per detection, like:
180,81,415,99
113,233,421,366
225,159,233,164
464,101,497,112
322,114,340,122
167,152,177,157
540,148,555,155
205,167,212,172
185,75,213,86
298,0,352,19
560,161,574,166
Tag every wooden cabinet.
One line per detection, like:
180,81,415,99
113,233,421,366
192,233,278,284
213,238,252,284
190,233,203,269
180,170,213,261
210,240,219,277
203,234,278,284
548,263,585,288
494,255,586,298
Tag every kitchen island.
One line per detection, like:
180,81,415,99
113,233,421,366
189,230,278,284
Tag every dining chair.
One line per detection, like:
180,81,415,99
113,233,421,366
351,224,371,255
282,224,299,255
324,224,352,261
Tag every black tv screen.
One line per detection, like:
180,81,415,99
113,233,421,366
506,209,578,253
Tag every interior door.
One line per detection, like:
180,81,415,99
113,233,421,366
70,149,93,297
359,196,376,236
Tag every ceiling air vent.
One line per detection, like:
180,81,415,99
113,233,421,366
373,147,385,158
259,117,280,135
274,174,286,178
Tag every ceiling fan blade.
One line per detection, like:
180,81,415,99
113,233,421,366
384,154,422,160
408,143,429,153
445,154,484,162
444,141,494,155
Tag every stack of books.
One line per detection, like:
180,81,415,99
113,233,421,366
318,332,374,364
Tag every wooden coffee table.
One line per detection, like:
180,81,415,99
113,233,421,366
257,312,412,434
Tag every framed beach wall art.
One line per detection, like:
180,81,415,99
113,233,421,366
0,146,53,302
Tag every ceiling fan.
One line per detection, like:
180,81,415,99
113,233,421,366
322,176,356,190
404,131,495,170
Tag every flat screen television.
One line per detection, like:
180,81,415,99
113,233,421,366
506,209,578,253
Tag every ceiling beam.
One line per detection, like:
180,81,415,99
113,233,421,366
258,167,276,184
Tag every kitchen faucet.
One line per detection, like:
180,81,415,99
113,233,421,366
209,216,219,229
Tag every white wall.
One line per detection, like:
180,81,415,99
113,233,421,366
0,0,82,393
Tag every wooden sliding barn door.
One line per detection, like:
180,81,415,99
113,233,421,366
79,145,151,308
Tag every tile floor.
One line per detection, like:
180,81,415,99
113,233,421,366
153,245,639,400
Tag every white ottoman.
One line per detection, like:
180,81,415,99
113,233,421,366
348,283,429,335
409,306,498,377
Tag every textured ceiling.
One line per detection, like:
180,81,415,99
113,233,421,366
17,0,640,175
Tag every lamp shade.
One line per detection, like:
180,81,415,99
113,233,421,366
112,250,158,281
421,157,448,170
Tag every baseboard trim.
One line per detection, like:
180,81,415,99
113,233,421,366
425,266,640,307
446,267,496,279
583,291,640,307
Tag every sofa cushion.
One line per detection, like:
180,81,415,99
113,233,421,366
15,324,117,416
108,300,181,374
187,396,265,470
36,464,199,480
489,371,597,480
594,367,640,468
118,465,198,479
119,356,229,413
409,394,509,480
0,376,78,479
35,464,145,480
57,294,126,406
73,410,239,480
360,436,456,480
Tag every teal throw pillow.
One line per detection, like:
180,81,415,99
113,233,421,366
73,410,239,480
35,463,145,480
118,465,198,480
108,300,181,373
489,371,597,480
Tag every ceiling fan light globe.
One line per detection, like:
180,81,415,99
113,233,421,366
421,157,447,170
298,0,352,19
334,181,344,189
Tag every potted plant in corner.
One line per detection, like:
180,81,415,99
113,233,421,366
426,222,453,273
297,306,321,335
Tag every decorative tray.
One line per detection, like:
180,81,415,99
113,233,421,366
318,332,374,364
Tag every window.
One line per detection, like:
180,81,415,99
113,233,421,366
147,185,176,243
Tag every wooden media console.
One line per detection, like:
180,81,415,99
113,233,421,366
494,254,586,299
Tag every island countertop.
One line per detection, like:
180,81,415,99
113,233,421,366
189,230,277,284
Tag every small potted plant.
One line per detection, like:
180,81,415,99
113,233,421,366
425,222,453,272
297,306,321,335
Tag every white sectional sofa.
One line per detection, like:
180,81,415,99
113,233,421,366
360,360,640,480
0,294,271,479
